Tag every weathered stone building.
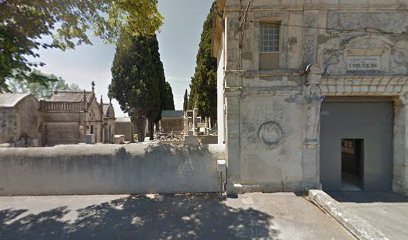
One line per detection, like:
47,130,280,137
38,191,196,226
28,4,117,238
40,84,115,146
160,110,184,134
102,102,116,143
0,93,41,146
213,0,408,194
115,117,135,142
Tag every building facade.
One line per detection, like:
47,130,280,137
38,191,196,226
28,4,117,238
102,102,116,143
213,0,408,194
40,84,115,146
115,117,135,142
0,93,41,146
160,110,184,134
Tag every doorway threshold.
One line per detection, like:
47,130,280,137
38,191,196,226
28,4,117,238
341,172,362,191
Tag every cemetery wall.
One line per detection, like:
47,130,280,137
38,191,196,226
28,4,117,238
0,144,225,195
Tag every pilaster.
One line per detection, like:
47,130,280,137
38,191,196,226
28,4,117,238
393,97,408,195
302,64,323,189
225,87,242,194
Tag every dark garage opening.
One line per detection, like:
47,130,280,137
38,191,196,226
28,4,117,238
341,139,363,191
321,100,392,191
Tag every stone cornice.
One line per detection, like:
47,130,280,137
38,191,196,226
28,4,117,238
241,86,300,96
225,69,301,77
224,86,300,97
224,87,242,97
225,1,407,12
320,75,408,97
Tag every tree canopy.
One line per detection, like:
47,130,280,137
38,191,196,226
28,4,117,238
7,70,81,99
163,82,175,110
188,2,217,124
183,89,188,111
0,0,163,92
110,33,173,141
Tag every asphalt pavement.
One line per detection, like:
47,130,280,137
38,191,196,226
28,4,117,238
328,191,408,240
0,192,354,240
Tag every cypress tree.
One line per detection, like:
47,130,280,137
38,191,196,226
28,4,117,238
188,2,217,125
183,89,189,111
110,34,166,141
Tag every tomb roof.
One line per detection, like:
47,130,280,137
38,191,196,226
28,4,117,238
0,93,32,108
103,104,115,118
49,91,93,103
161,110,184,118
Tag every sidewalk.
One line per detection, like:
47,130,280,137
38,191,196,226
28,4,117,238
328,191,408,240
308,190,408,240
0,193,354,240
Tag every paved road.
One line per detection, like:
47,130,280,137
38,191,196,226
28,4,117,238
0,193,354,240
328,191,408,240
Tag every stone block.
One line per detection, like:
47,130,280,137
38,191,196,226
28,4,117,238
328,85,336,93
385,85,395,93
86,134,95,144
184,135,200,145
114,135,124,144
336,85,344,93
217,160,226,173
352,85,360,92
369,85,378,92
360,86,369,92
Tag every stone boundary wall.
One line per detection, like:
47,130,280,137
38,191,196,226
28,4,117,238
0,144,225,196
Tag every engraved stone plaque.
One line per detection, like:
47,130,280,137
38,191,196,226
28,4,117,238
258,121,284,147
347,56,380,71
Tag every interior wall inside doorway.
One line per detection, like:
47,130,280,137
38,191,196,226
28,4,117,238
341,138,364,190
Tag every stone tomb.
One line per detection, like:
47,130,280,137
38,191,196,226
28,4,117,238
213,0,408,195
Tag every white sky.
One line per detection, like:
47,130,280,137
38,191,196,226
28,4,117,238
34,0,214,117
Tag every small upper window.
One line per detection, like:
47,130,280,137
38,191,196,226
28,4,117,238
260,23,280,52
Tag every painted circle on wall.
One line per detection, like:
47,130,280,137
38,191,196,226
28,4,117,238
258,121,284,147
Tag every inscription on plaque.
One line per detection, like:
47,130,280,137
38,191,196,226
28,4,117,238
347,56,380,71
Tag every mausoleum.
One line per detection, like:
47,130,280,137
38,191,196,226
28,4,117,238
40,82,115,146
0,93,41,146
213,0,408,194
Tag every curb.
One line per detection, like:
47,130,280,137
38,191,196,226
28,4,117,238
307,190,388,240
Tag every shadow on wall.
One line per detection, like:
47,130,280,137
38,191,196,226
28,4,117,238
114,143,219,161
112,143,223,193
0,194,278,240
0,143,225,195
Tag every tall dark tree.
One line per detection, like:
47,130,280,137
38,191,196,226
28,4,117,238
110,33,172,141
145,35,166,137
0,0,163,92
163,82,175,110
188,2,217,124
183,89,189,111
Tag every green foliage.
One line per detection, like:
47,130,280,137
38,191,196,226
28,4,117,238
0,0,163,92
110,34,157,119
183,89,189,111
7,70,81,99
188,2,217,123
110,33,173,141
163,82,175,110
